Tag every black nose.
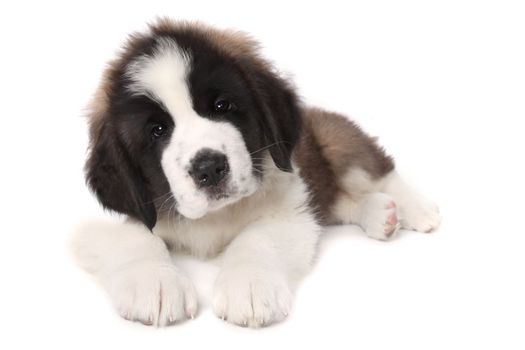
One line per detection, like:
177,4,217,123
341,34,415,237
189,150,229,187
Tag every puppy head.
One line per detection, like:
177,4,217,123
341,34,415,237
85,19,301,229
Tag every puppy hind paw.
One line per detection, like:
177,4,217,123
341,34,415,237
399,197,441,233
359,193,400,241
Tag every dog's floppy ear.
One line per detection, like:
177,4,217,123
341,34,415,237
85,118,157,230
251,67,302,172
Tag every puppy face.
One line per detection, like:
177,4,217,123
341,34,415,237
125,38,264,219
86,20,301,229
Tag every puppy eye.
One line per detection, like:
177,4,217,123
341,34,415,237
213,99,234,113
151,124,167,139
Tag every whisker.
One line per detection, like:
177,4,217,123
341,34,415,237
158,193,175,213
168,202,176,233
145,191,174,205
249,141,291,156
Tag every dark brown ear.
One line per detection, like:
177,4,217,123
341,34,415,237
251,67,302,172
85,119,157,230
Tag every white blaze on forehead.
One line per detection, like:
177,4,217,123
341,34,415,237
126,38,194,120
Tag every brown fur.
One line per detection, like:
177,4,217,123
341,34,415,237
86,20,394,227
87,18,274,152
152,18,261,59
85,19,302,229
150,18,279,87
294,108,395,224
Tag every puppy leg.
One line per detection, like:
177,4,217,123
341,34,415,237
332,168,440,239
70,219,197,326
212,210,320,327
382,171,441,233
333,191,400,240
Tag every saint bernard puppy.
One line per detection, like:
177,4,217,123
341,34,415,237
73,18,441,328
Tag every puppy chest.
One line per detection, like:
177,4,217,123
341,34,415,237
154,217,245,258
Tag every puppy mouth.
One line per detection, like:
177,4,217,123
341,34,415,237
215,192,231,200
204,181,235,201
201,175,258,209
172,165,259,219
174,177,257,220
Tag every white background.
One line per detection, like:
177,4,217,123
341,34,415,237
1,0,524,349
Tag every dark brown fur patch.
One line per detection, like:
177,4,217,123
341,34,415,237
86,19,393,228
87,18,278,148
294,107,395,224
85,19,302,228
151,18,261,59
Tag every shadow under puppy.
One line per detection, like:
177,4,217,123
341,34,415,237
72,18,441,328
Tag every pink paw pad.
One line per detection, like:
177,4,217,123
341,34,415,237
386,213,397,225
384,213,398,237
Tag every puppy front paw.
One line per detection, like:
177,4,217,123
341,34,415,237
103,260,197,327
212,265,292,328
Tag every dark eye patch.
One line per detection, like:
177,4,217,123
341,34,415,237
145,108,174,144
112,93,174,151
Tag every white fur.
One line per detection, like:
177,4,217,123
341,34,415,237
339,167,383,197
71,220,198,326
209,164,319,326
73,160,320,327
332,168,440,240
72,38,321,328
76,38,439,328
382,171,441,232
127,38,259,219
